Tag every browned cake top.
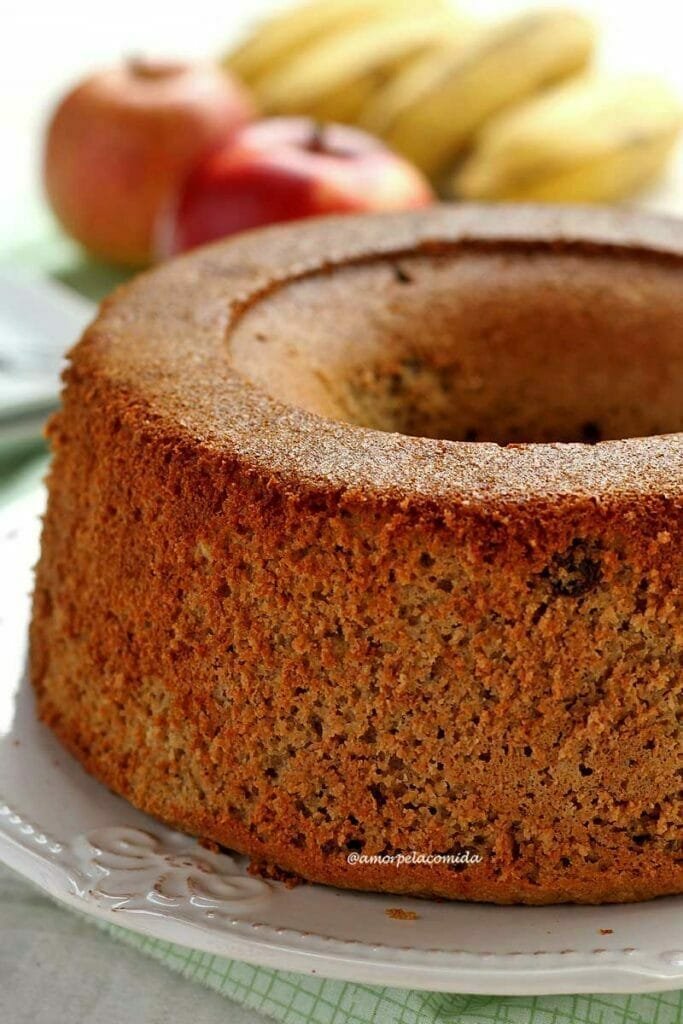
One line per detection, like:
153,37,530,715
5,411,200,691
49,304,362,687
74,203,683,511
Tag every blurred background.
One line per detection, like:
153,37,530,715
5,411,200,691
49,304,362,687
3,0,683,253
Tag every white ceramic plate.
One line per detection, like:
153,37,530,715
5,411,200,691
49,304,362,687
1,488,681,996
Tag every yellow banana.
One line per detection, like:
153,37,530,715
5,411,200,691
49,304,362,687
253,11,471,123
361,8,595,177
454,75,683,203
225,0,449,88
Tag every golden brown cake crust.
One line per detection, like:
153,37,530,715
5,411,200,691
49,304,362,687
31,204,683,903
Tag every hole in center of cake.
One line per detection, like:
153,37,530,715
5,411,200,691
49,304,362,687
230,247,683,444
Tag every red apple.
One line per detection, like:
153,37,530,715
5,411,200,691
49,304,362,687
44,59,256,266
160,117,434,255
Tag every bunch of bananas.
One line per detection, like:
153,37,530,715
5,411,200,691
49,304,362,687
224,0,682,203
454,75,683,202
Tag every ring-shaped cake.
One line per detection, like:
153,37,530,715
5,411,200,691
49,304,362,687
31,204,683,903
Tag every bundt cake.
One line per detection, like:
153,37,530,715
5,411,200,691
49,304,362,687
30,204,683,904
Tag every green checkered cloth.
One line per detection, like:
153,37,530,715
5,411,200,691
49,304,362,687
4,219,682,1024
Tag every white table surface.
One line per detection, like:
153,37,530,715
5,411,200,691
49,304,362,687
2,1,683,1020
